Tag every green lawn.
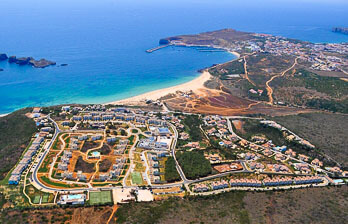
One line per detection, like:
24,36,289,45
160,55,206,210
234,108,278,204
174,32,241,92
89,191,112,205
41,194,49,203
33,195,40,204
131,172,142,185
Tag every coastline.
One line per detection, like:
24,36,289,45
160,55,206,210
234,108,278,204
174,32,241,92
108,70,213,105
107,49,240,106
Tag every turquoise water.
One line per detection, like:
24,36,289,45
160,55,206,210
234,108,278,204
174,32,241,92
0,0,348,114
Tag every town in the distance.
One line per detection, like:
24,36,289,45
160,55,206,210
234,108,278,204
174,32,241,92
2,103,345,207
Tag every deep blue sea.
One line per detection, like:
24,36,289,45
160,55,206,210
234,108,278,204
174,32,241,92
1,0,348,114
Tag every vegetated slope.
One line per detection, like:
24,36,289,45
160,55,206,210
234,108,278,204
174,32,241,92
0,205,114,224
1,186,346,224
0,108,36,180
115,191,249,224
272,112,348,168
113,186,347,224
244,186,348,224
272,69,348,113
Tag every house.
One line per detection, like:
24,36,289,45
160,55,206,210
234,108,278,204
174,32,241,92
23,150,36,159
294,176,322,185
61,106,70,112
11,164,27,176
63,150,72,158
83,114,92,120
263,177,293,186
107,136,117,143
230,178,262,187
61,155,71,164
58,162,68,171
294,163,311,174
193,183,209,192
245,152,256,160
77,171,87,181
72,116,82,121
19,157,31,166
62,121,70,126
32,136,44,145
263,148,273,157
32,107,41,113
298,154,309,162
70,143,79,150
125,116,135,121
62,171,73,179
155,127,171,136
138,138,168,151
183,142,200,148
29,144,39,151
99,174,109,181
41,127,52,132
148,119,164,126
91,135,102,141
78,135,88,141
311,158,323,167
211,180,229,190
93,116,102,121
248,162,265,171
119,139,129,145
102,115,114,120
285,148,296,157
275,153,287,161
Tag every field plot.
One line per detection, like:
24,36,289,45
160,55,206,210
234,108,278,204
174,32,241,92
131,172,142,185
33,195,40,204
89,191,112,205
41,194,49,203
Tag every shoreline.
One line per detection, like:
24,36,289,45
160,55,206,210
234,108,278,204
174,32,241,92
107,70,213,105
107,48,240,106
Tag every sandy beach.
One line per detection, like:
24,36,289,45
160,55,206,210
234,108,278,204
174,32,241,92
108,70,213,105
107,50,240,106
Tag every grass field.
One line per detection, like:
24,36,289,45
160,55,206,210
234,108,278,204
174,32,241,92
41,194,49,203
131,172,142,185
33,195,40,204
89,191,112,205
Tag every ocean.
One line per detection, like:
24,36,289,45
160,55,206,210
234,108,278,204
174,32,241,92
0,0,348,114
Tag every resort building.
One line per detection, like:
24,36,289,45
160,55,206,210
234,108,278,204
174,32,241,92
57,194,86,205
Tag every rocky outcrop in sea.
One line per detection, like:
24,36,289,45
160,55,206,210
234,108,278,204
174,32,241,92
0,53,56,68
332,27,348,35
0,53,8,61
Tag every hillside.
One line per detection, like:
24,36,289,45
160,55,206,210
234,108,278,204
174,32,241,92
0,108,37,180
115,186,347,224
272,112,348,168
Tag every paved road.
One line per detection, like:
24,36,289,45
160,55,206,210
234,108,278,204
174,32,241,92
168,122,188,183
